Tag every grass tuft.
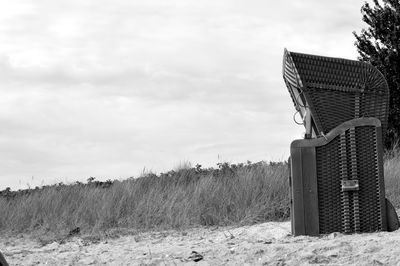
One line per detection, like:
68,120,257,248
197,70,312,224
384,142,400,207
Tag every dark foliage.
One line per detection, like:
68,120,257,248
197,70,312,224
354,0,400,148
0,178,114,201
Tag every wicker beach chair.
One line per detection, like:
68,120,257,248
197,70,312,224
282,49,398,236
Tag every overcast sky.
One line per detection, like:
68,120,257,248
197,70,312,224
1,0,368,189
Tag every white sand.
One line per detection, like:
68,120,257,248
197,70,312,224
1,221,400,265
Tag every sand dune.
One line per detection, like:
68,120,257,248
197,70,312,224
1,221,400,265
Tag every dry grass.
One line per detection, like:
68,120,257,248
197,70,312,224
384,144,400,207
0,147,399,236
0,161,289,235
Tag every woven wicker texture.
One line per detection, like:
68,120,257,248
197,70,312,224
355,127,382,232
282,49,389,139
315,136,342,233
315,126,384,234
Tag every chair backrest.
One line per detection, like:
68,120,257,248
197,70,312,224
282,49,389,141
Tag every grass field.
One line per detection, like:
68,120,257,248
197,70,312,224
0,147,399,236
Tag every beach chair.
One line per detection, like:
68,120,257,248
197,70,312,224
282,49,399,236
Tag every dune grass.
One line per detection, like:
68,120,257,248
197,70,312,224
0,148,399,236
0,161,289,235
384,144,400,207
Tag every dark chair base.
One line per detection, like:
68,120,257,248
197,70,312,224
290,118,388,236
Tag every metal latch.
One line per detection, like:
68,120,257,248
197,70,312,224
341,180,359,192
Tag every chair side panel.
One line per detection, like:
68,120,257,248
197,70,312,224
290,147,305,236
290,145,319,236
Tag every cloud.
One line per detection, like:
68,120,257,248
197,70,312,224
0,0,369,189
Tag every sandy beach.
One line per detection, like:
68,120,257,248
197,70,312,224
1,221,400,265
